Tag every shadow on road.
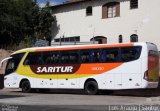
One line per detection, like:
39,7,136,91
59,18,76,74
0,95,26,99
39,88,160,97
0,88,160,99
7,88,160,97
104,88,160,97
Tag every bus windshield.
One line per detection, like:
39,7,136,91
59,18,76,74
5,53,25,75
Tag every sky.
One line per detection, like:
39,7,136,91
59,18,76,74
38,0,68,7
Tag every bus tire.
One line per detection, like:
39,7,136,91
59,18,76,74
21,80,32,93
84,81,98,95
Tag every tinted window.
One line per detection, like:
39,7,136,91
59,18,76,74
121,46,142,62
43,52,60,64
60,51,79,64
69,51,79,63
24,52,60,65
24,52,43,65
80,50,90,63
90,49,101,63
102,48,120,62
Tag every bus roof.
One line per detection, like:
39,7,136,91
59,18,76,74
11,42,151,55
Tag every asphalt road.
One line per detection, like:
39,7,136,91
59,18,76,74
0,88,160,111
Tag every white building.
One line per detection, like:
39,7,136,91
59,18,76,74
51,0,160,50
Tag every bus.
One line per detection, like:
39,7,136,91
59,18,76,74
1,42,159,95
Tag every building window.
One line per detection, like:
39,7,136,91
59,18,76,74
130,0,138,9
90,36,107,44
54,36,80,42
86,6,92,16
108,5,116,18
119,35,123,43
102,2,120,19
130,34,138,42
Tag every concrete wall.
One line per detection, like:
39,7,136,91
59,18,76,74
0,49,11,74
51,0,160,50
0,49,11,89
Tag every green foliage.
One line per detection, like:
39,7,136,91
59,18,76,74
0,0,55,49
18,36,32,49
38,2,55,42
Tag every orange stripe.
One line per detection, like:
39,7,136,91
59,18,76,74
36,43,133,52
75,63,123,74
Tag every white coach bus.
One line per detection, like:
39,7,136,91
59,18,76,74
0,42,159,95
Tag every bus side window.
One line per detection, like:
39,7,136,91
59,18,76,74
24,52,44,65
44,52,60,64
24,53,36,65
105,48,120,62
101,49,106,62
61,52,69,64
24,59,29,65
37,53,44,65
69,51,79,64
80,50,90,63
121,46,141,62
60,51,79,64
52,53,60,64
90,49,101,63
44,52,52,64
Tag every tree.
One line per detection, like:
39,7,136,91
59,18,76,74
38,2,55,45
0,0,35,48
0,0,55,49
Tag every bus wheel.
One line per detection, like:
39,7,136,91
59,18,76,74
84,81,98,95
21,80,32,93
